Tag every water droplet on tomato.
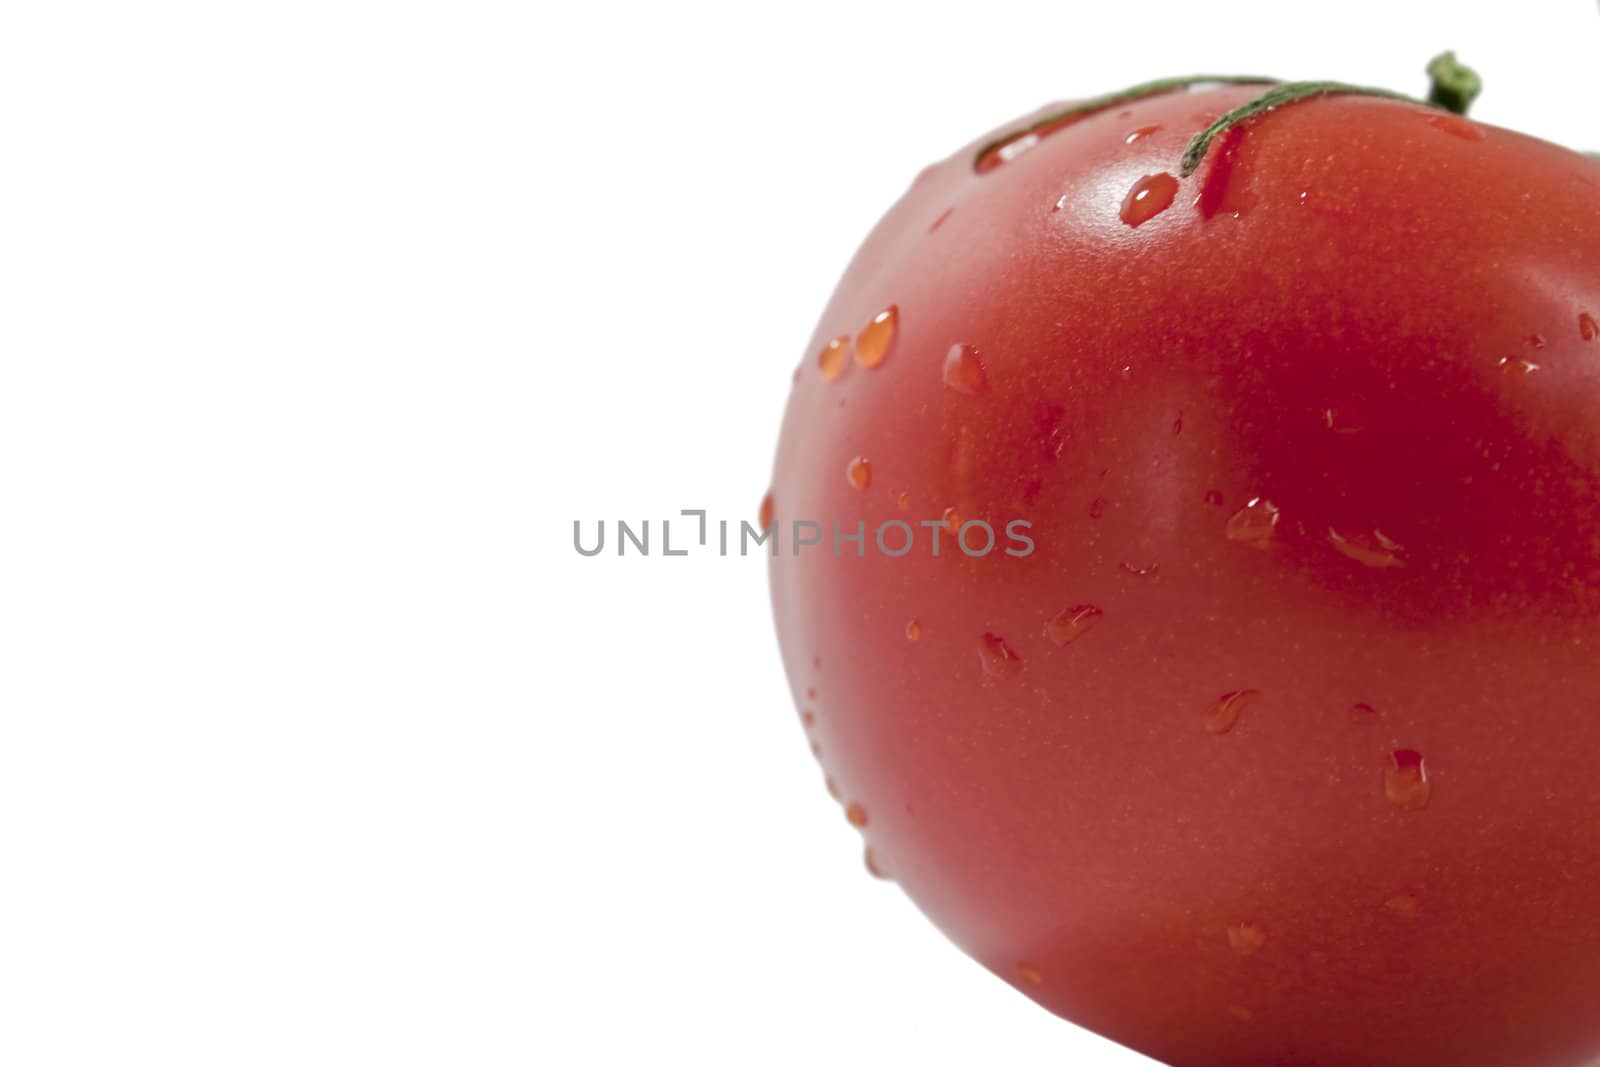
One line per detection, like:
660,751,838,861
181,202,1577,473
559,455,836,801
1052,192,1071,213
1384,749,1431,810
976,132,1041,173
1046,604,1103,646
1427,113,1485,141
978,633,1023,677
800,709,816,727
855,306,899,368
806,687,817,700
896,491,911,510
942,344,988,395
847,456,873,491
975,111,1091,173
929,207,954,232
825,776,841,800
1582,312,1599,341
818,335,851,381
1329,528,1406,568
1322,396,1375,434
1016,963,1045,986
1120,172,1179,226
1227,923,1266,956
1498,355,1541,375
1226,497,1280,547
865,847,891,880
845,802,869,828
1204,689,1261,734
1046,425,1066,459
810,740,823,759
905,618,923,641
942,506,963,532
759,491,775,531
1204,489,1225,507
1120,561,1158,578
1350,702,1378,723
1124,124,1162,145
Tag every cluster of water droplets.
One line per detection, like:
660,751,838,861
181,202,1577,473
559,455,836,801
814,306,900,386
1222,493,1407,569
794,677,888,879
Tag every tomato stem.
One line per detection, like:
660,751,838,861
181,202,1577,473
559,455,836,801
1177,82,1414,176
978,54,1484,182
1425,51,1482,116
1178,52,1483,177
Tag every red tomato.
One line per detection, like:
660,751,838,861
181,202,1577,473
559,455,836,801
767,77,1600,1067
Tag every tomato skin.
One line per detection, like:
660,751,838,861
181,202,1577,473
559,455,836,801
768,84,1600,1067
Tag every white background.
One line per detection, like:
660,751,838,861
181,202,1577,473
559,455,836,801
1,2,1595,1064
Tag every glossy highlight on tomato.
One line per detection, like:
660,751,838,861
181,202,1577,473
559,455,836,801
766,73,1600,1067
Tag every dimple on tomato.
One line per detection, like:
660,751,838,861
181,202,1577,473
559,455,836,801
767,56,1600,1067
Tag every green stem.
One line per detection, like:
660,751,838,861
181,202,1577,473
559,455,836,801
973,75,1276,167
1179,52,1482,177
1177,82,1416,176
1426,51,1481,115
